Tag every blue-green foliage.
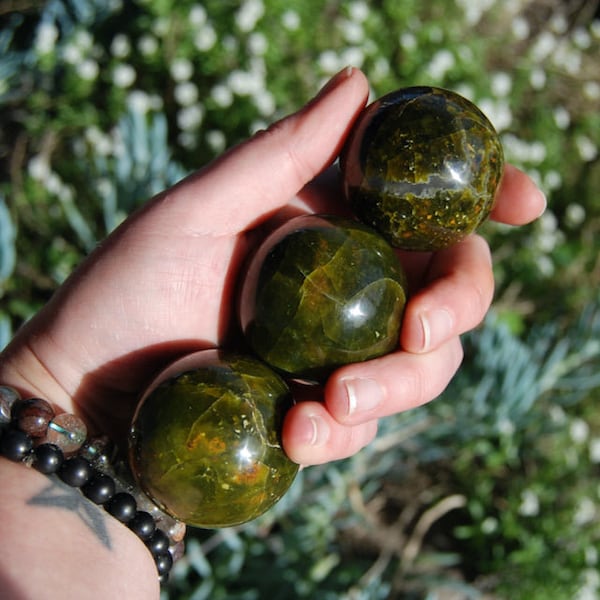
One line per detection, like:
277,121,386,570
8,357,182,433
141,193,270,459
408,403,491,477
0,195,16,349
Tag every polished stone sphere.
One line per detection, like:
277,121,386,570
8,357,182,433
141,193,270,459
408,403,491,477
340,86,504,251
129,350,299,528
239,215,407,381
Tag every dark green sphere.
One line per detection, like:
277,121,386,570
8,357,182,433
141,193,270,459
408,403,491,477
129,350,299,528
340,86,505,251
239,215,407,381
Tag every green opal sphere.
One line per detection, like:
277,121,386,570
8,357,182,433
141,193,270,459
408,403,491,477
239,215,408,381
129,350,299,528
340,86,505,251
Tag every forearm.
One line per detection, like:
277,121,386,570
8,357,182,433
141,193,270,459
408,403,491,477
0,355,167,599
0,459,159,599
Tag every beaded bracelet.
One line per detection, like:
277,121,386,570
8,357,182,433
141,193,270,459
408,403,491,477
0,385,185,584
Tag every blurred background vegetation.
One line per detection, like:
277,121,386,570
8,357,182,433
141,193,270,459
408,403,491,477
1,0,600,598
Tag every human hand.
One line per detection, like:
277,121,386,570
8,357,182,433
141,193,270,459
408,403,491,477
0,67,546,467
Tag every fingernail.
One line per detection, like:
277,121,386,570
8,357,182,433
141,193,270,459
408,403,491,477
419,308,454,352
315,66,355,100
300,415,330,447
537,189,548,217
343,377,384,417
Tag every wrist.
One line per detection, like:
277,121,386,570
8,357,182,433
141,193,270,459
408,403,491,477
0,384,185,588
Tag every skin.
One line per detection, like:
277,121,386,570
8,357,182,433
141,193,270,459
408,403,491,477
0,68,546,597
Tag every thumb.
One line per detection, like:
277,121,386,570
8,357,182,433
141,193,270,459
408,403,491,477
147,67,369,235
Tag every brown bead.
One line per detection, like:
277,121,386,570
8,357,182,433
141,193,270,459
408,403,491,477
14,398,55,438
44,413,87,455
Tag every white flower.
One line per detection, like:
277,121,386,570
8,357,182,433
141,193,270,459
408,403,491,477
584,81,600,101
456,0,494,26
138,35,158,56
45,171,63,196
529,68,546,90
497,418,515,436
85,126,113,156
228,70,261,95
372,57,390,80
348,1,369,22
477,98,512,132
174,82,199,106
576,135,598,162
127,91,150,113
318,50,342,74
590,438,600,463
574,497,596,526
282,10,300,31
170,58,193,82
73,29,93,51
535,254,555,277
576,569,600,600
35,21,59,55
28,155,51,181
550,13,568,35
62,43,82,65
491,72,512,97
206,130,226,153
573,27,592,49
543,170,562,191
77,59,99,81
531,31,557,62
340,19,364,44
194,24,217,52
250,120,268,135
113,64,136,88
189,4,207,26
570,418,590,444
453,84,475,101
177,104,204,130
211,84,233,108
400,32,417,51
565,203,586,228
426,49,455,81
253,89,275,116
152,17,170,37
512,16,530,41
553,106,570,129
111,34,131,58
341,46,365,68
518,489,540,517
553,41,582,75
235,0,264,33
480,516,498,534
248,32,268,56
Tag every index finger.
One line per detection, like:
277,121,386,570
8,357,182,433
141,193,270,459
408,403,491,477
490,164,546,225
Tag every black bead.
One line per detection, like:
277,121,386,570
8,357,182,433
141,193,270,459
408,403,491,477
155,551,173,577
59,456,93,487
0,428,33,461
105,492,137,523
82,472,116,504
146,529,169,557
128,510,156,540
33,443,64,474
